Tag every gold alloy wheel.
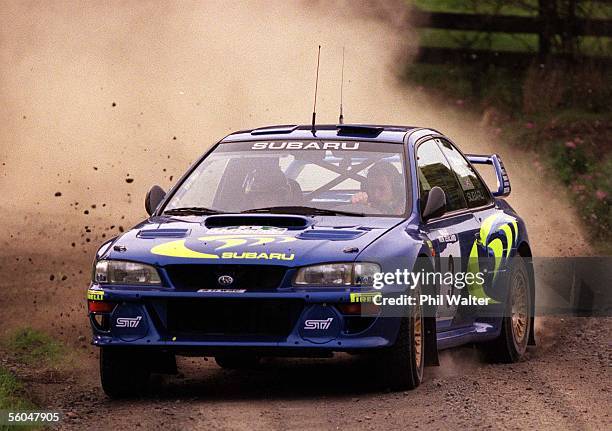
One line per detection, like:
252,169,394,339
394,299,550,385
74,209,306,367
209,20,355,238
414,299,423,369
510,268,529,348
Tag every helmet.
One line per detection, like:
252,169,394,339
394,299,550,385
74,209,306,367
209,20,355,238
365,161,404,212
242,167,290,207
366,161,403,195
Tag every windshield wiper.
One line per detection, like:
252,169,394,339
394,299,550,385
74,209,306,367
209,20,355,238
241,206,365,217
163,206,225,216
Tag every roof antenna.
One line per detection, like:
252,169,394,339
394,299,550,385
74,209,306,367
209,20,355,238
311,45,321,134
338,46,345,125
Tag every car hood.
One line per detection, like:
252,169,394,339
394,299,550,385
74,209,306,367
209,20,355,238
104,214,403,267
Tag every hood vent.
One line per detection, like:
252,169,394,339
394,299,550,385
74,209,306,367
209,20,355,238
297,229,366,241
204,215,311,229
137,228,190,239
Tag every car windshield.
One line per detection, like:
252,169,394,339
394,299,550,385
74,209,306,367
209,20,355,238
163,140,408,216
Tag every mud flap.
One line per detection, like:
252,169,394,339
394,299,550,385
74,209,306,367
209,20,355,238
424,316,439,366
527,256,536,346
528,316,536,346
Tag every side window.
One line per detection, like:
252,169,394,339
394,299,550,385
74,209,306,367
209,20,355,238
417,140,467,213
438,139,492,208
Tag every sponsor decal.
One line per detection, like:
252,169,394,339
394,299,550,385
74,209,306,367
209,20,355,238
87,289,104,301
251,141,360,151
459,176,475,191
466,189,486,203
304,318,334,330
207,226,287,235
150,234,297,260
436,228,457,243
197,288,247,293
467,213,518,303
200,234,296,250
350,292,382,303
115,316,142,328
221,251,294,260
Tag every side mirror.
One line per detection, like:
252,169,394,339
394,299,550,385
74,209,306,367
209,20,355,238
145,185,166,216
422,186,447,221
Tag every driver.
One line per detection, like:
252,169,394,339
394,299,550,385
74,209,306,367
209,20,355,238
351,161,404,214
242,167,291,209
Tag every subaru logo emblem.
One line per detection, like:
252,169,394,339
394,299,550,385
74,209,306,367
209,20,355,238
217,275,234,286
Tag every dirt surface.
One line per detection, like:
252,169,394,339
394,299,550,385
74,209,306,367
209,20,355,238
0,1,609,430
2,311,610,430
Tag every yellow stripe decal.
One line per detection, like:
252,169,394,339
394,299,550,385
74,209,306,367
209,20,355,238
500,224,513,258
151,240,219,259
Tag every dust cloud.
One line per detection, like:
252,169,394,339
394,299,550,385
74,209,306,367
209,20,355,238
0,0,589,257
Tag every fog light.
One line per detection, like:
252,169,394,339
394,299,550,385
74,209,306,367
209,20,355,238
88,300,116,313
338,302,380,315
338,303,361,314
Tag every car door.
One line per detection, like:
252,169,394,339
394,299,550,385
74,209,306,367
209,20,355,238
436,138,497,327
416,139,473,330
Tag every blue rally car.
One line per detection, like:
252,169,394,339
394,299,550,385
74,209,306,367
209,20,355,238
87,124,535,397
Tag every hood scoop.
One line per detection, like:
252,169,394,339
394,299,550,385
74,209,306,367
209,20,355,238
137,228,191,239
297,229,366,241
204,215,312,229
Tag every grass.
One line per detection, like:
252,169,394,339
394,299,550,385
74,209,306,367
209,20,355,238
6,328,63,366
0,367,39,431
418,29,611,56
404,63,525,111
410,0,612,56
0,328,63,430
411,0,537,15
418,29,538,52
0,367,36,410
411,0,612,19
418,30,612,57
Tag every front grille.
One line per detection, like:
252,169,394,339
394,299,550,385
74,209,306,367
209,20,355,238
165,264,287,291
165,298,304,337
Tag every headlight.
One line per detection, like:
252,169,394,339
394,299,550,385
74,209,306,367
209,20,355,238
294,262,380,287
94,260,161,285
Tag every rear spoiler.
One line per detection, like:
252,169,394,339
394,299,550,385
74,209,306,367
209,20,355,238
465,153,511,197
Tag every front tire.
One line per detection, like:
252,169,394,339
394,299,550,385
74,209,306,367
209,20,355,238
378,293,425,390
481,256,532,363
100,348,151,398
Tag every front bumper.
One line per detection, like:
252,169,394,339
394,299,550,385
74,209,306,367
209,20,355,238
87,287,402,355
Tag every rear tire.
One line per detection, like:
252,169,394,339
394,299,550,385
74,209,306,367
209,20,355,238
215,355,260,370
481,256,532,363
100,348,151,398
378,289,425,390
